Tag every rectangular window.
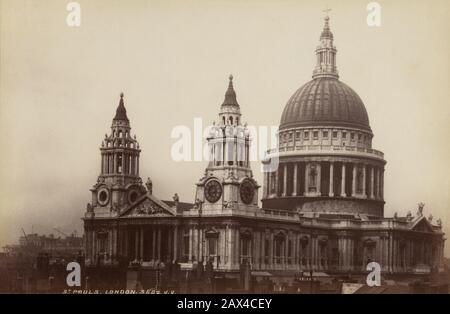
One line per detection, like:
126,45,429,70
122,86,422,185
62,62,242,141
342,132,347,138
296,131,301,139
358,134,362,141
323,131,328,138
208,237,217,256
351,133,355,140
304,131,309,139
242,238,251,257
333,131,338,138
313,131,318,139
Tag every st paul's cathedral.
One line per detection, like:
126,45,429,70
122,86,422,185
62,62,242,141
83,16,446,292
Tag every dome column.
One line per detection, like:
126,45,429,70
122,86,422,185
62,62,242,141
303,163,309,196
362,165,367,198
292,163,298,196
275,168,280,197
282,164,288,197
328,162,334,197
340,163,346,197
376,167,381,200
351,163,357,197
370,166,375,199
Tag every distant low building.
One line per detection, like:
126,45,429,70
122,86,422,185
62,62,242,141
3,233,84,260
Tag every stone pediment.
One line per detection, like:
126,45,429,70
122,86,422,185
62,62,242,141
119,194,176,218
410,216,435,233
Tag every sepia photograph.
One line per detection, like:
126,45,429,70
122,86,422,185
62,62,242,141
0,0,449,304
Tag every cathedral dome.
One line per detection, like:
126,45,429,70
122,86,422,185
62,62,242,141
279,77,371,132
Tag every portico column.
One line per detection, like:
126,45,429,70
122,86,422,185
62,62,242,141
380,169,384,200
282,164,287,196
134,229,139,260
329,162,334,197
352,163,357,197
157,228,162,261
362,165,366,198
370,166,375,199
152,229,156,260
292,163,298,196
340,163,346,197
173,226,178,261
140,228,144,260
188,228,193,263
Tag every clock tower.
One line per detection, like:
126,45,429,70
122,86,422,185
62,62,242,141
195,76,259,213
86,93,146,218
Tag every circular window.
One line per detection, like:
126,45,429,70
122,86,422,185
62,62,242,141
128,190,139,204
97,188,109,206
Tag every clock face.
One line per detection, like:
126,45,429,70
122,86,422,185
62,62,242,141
240,180,255,205
204,180,222,203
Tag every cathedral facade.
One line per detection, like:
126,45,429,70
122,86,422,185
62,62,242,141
83,17,445,290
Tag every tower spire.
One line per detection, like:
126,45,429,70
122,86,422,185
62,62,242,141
113,92,129,122
222,74,239,107
312,14,339,79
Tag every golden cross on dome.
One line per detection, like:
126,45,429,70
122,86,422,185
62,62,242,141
323,8,331,17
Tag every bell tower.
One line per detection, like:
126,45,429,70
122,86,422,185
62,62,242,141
194,76,259,213
87,93,146,218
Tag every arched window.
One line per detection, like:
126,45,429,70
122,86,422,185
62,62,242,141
117,154,122,174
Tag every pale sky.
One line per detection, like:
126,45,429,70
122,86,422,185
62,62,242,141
1,0,449,254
